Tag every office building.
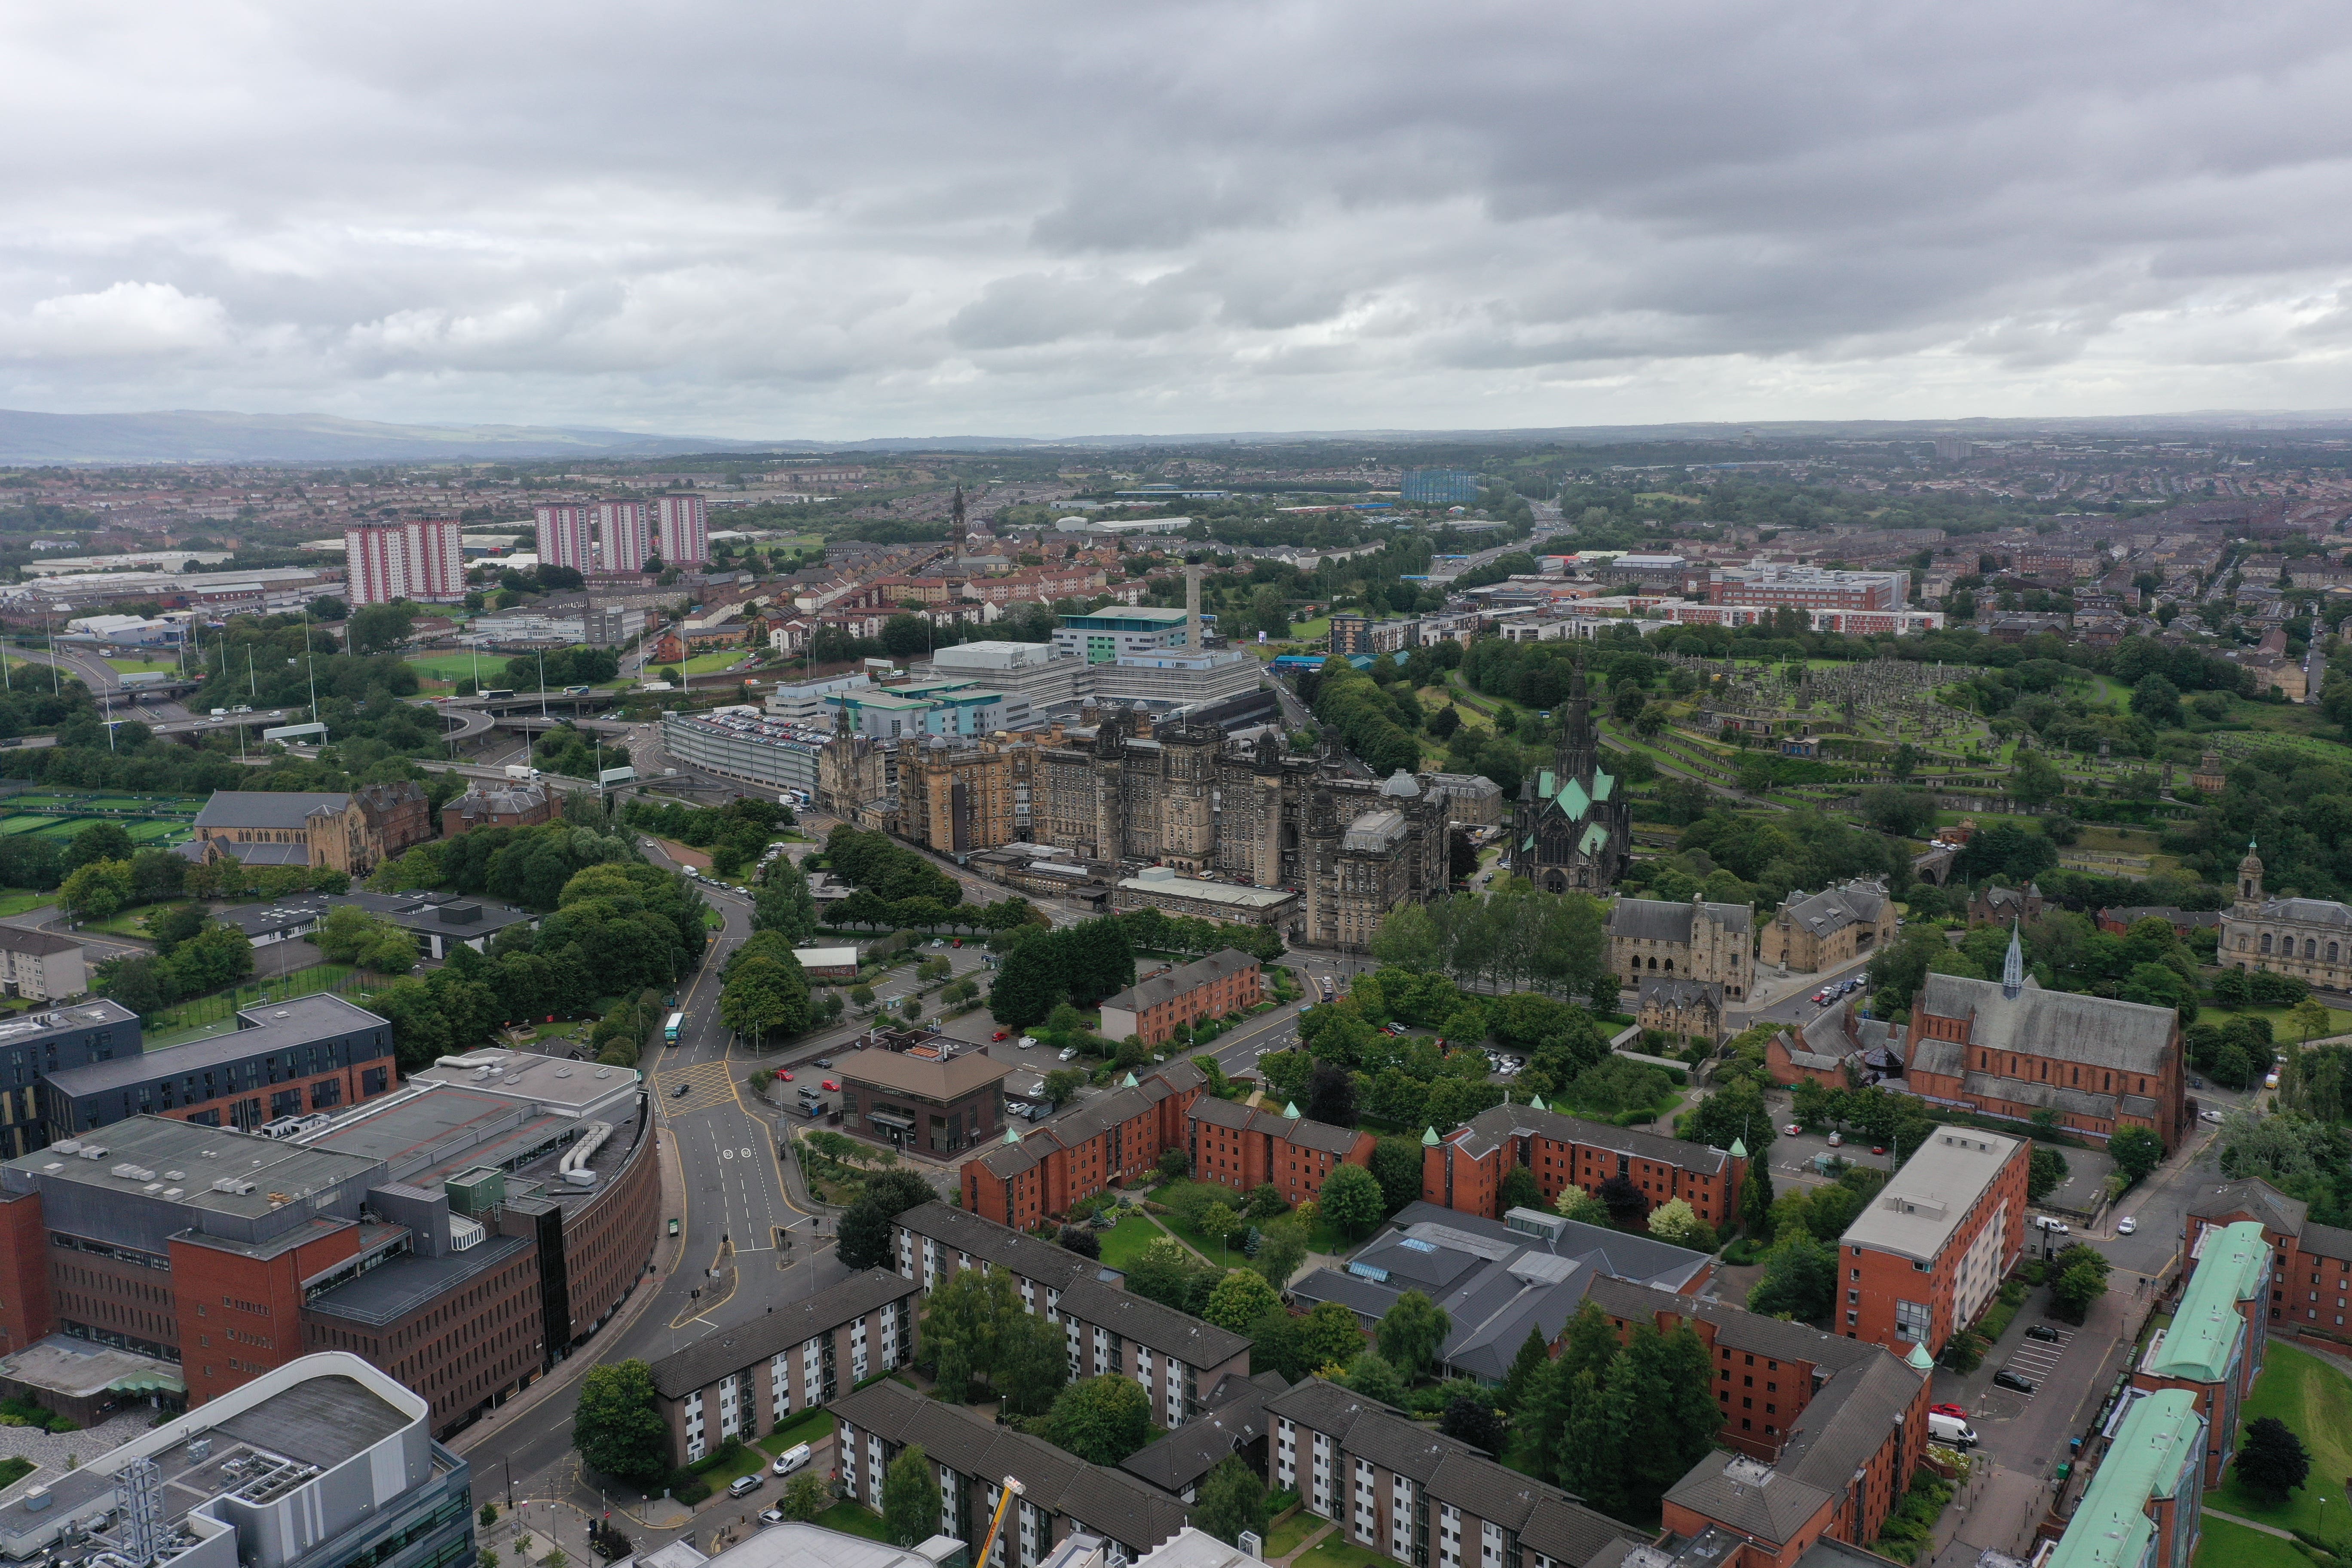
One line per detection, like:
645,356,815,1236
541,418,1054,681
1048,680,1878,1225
344,518,463,605
835,1379,1191,1565
596,499,653,575
0,1353,474,1568
964,1061,1204,1227
826,684,1029,740
1709,564,1905,614
1905,928,2185,1148
0,1002,146,1160
891,1200,1251,1430
1290,1204,1709,1380
1401,469,1481,505
836,1029,1017,1157
2132,1220,2267,1484
649,1268,918,1466
1267,1378,1643,1568
1424,1101,1746,1233
1098,949,1262,1046
765,672,874,723
534,504,596,575
1053,606,1200,661
2042,1390,2205,1568
1837,1127,2027,1354
657,492,709,566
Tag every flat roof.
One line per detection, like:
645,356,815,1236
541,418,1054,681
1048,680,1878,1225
793,947,861,968
44,993,390,1099
1116,873,1296,910
405,1047,643,1114
1,1114,383,1222
837,1045,1014,1101
1839,1127,2021,1263
305,1234,535,1326
0,999,137,1052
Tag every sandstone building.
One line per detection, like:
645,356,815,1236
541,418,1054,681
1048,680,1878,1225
1758,878,1896,973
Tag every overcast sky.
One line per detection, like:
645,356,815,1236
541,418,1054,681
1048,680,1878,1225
9,2,2352,440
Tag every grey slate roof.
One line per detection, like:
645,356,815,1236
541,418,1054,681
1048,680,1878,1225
1102,950,1260,1014
1580,1276,1886,1375
192,790,352,829
1639,978,1721,1011
1772,1351,1926,1500
978,1060,1205,1179
2190,1176,2309,1236
833,1378,1191,1553
646,1268,916,1398
1774,879,1887,937
44,994,389,1099
1910,973,2176,1078
1960,1071,2116,1120
893,1200,1092,1291
1188,1095,1363,1156
1118,1369,1288,1494
1609,897,1751,944
2250,897,2352,929
1664,1455,1834,1546
1265,1378,1642,1568
1445,1102,1730,1178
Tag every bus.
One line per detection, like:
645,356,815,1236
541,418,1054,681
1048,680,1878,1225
665,1012,684,1046
480,688,516,700
1320,978,1335,1005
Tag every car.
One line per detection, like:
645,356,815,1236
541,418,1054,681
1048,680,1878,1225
1019,1036,1037,1049
2032,1216,2069,1234
671,1082,691,1098
668,1217,680,1237
771,1442,813,1477
758,1510,786,1527
2200,1109,2226,1123
1870,1145,1887,1156
2187,1076,2205,1090
2115,1214,2137,1234
1059,1047,1079,1062
1826,1131,1844,1147
822,1079,840,1092
2025,1323,2062,1342
726,1475,763,1501
2266,1071,2282,1088
992,1031,1009,1042
1991,1369,2037,1394
1930,1402,1969,1419
1785,1123,1802,1135
776,1070,793,1081
815,1057,833,1069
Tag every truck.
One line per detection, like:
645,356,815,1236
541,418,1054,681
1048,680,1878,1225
505,765,537,781
1926,1413,1977,1448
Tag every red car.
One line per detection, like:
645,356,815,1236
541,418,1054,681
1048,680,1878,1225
821,1079,840,1092
992,1030,1009,1042
1871,1145,1887,1155
777,1070,793,1081
1930,1403,1968,1420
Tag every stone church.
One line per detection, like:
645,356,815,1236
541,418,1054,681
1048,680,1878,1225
1509,664,1632,892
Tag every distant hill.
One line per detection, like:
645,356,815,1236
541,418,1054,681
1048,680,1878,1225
0,409,790,464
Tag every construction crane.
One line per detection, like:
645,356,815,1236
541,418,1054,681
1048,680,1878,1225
974,1476,1025,1568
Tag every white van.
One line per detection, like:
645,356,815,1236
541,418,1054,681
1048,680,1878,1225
770,1442,812,1476
1927,1413,1977,1448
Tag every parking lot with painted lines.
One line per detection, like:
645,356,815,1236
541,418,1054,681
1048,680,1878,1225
1997,1322,2077,1396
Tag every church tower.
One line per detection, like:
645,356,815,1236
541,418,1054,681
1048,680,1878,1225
2237,839,2265,910
1556,662,1598,781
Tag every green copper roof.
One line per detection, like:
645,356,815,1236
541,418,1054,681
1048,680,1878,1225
1004,1127,1021,1145
2146,1221,2268,1383
1122,1072,1139,1087
1283,1101,1301,1119
1729,1138,1748,1159
1906,1341,1934,1371
1579,821,1613,857
1421,1126,1440,1146
1529,1094,1548,1111
1537,770,1556,799
1592,768,1615,802
2044,1390,2201,1568
1523,835,1535,851
1559,777,1592,821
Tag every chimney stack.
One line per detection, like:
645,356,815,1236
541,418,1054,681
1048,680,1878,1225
1185,564,1202,653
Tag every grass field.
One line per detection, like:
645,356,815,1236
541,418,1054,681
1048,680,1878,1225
1265,1513,1327,1559
141,964,362,1042
404,652,498,687
756,1408,836,1456
0,891,53,919
815,1504,894,1544
2194,1517,2308,1568
682,649,756,674
104,658,178,676
1095,1212,1165,1270
2208,1342,2352,1534
2200,1002,2352,1042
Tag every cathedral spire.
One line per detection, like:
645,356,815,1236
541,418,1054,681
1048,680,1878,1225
2002,918,2024,1001
1557,657,1597,781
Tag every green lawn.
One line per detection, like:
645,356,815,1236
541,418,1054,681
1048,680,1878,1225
139,964,361,1041
1096,1213,1166,1270
683,649,756,674
2200,1003,2352,1043
814,1503,895,1544
690,1441,769,1491
104,658,177,675
756,1407,836,1455
404,652,498,686
0,890,54,919
2208,1342,2352,1534
1265,1513,1327,1560
1295,1535,1392,1568
2193,1518,2306,1568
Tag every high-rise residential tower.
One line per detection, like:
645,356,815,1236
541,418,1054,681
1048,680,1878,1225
595,499,652,575
534,503,595,574
656,491,708,567
345,517,463,604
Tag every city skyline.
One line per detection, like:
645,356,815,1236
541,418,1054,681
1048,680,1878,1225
6,5,2352,438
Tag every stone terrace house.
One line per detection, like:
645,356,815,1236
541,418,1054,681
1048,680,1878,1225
1187,1098,1372,1207
1904,934,2185,1148
441,781,556,837
645,1267,918,1467
835,1378,1191,1568
1586,1275,1928,1552
965,1060,1203,1226
1266,1377,1645,1568
2130,1220,2268,1485
1757,879,1896,975
1098,949,1263,1047
891,1200,1250,1430
2188,1176,2352,1343
1425,1102,1746,1233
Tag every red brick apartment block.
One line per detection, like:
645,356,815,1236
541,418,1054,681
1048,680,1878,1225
1423,1101,1744,1230
1838,1126,2028,1355
1188,1099,1372,1207
965,1059,1203,1226
1098,949,1263,1047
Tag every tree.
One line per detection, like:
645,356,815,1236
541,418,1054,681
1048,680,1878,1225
882,1444,940,1547
1368,1137,1425,1215
1739,1162,1775,1236
1558,1370,1623,1516
2107,1125,2163,1187
2049,1244,2112,1323
1500,1165,1543,1214
2028,1144,2070,1203
1204,1268,1282,1332
1307,1062,1358,1126
1647,1198,1717,1252
995,1299,1071,1418
1320,1164,1386,1240
346,601,416,655
1747,1234,1836,1321
1556,1185,1611,1225
1299,1299,1366,1372
836,1169,937,1269
1372,903,1445,973
1500,1325,1552,1413
2009,751,2064,809
2236,1416,2312,1504
572,1360,669,1488
1344,1351,1406,1407
1439,1392,1504,1455
1193,1454,1271,1547
59,859,132,922
1044,1375,1152,1465
2291,996,2331,1046
780,1471,829,1522
64,821,134,871
1376,1290,1451,1382
1251,1217,1309,1288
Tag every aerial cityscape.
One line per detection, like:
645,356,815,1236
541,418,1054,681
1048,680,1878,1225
0,12,2347,1568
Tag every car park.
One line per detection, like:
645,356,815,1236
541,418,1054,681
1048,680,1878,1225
1929,1402,1968,1419
2025,1323,2062,1341
2116,1215,2137,1235
822,1079,840,1091
1992,1369,2037,1394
